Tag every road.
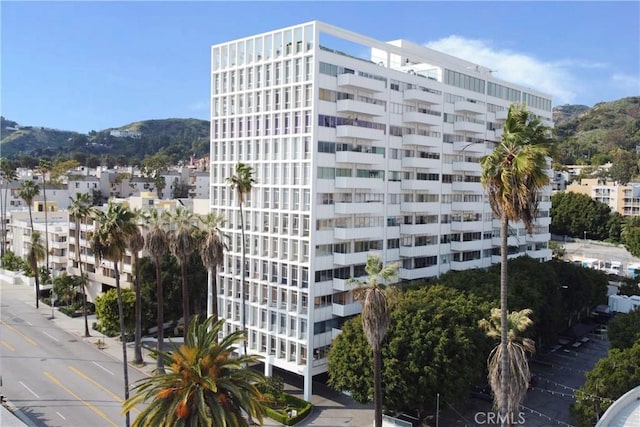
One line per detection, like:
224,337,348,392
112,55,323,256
1,285,147,427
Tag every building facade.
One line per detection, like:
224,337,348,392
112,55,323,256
566,178,640,216
210,21,553,399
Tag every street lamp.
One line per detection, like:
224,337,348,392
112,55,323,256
584,231,587,241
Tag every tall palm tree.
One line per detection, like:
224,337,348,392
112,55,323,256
123,316,266,427
480,103,551,422
198,213,227,323
90,201,139,427
19,180,40,306
143,208,169,373
127,210,146,365
0,159,17,259
479,308,536,416
350,254,399,427
38,160,53,288
69,192,93,337
168,207,197,333
27,231,46,309
226,162,255,357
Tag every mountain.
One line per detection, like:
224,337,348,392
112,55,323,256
552,97,640,164
0,117,210,163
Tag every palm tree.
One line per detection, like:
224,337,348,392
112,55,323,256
143,208,169,373
27,231,45,309
90,201,139,427
226,162,255,357
37,160,53,288
198,213,227,323
69,193,93,337
350,254,399,427
479,308,536,417
123,316,265,427
0,159,17,259
127,210,146,365
480,103,551,422
19,180,40,306
168,207,197,333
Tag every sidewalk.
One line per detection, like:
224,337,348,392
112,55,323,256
2,280,374,426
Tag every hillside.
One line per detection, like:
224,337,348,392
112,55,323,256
0,117,210,163
553,97,640,164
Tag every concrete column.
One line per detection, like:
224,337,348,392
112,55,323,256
264,358,272,377
303,372,312,402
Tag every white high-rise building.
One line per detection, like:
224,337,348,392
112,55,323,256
210,21,553,400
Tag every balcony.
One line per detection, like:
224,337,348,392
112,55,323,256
400,202,440,213
399,244,439,257
402,156,441,169
495,109,508,121
334,201,384,215
403,111,442,126
454,100,484,114
454,120,485,134
451,258,485,270
334,251,380,266
334,226,384,241
403,88,441,104
452,161,482,173
335,176,383,190
451,239,485,251
452,201,485,213
451,220,484,231
401,179,436,191
333,275,367,291
337,73,385,92
491,235,521,247
402,133,441,148
526,232,551,243
400,223,440,235
399,265,439,281
335,150,384,165
453,140,487,153
336,125,384,141
332,301,362,317
336,99,385,116
452,181,484,193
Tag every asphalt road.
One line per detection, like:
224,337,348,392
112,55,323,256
1,286,147,427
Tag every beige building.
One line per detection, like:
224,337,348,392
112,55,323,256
566,178,640,216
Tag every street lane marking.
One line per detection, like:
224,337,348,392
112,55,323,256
26,321,33,326
68,366,141,414
92,361,115,375
1,340,15,351
0,320,37,346
56,411,66,420
19,381,40,398
41,331,59,342
44,371,119,427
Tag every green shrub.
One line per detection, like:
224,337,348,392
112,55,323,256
263,393,312,426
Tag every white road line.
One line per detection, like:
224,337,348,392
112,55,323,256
92,361,115,375
42,331,59,342
26,321,33,326
56,411,66,420
19,381,40,398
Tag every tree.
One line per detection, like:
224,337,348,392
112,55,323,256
607,149,639,185
480,103,551,422
198,213,226,323
95,288,136,337
0,159,17,258
607,308,640,350
37,159,53,291
143,208,170,373
127,211,146,365
27,231,45,308
350,254,398,427
91,201,139,427
328,286,491,417
621,216,640,258
168,207,198,333
19,180,40,307
479,308,536,418
69,192,93,337
226,162,256,357
572,342,640,427
52,273,82,307
550,192,613,240
123,316,266,427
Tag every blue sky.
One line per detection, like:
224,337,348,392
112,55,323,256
1,1,638,133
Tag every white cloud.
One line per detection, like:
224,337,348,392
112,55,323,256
610,73,640,94
424,36,589,105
